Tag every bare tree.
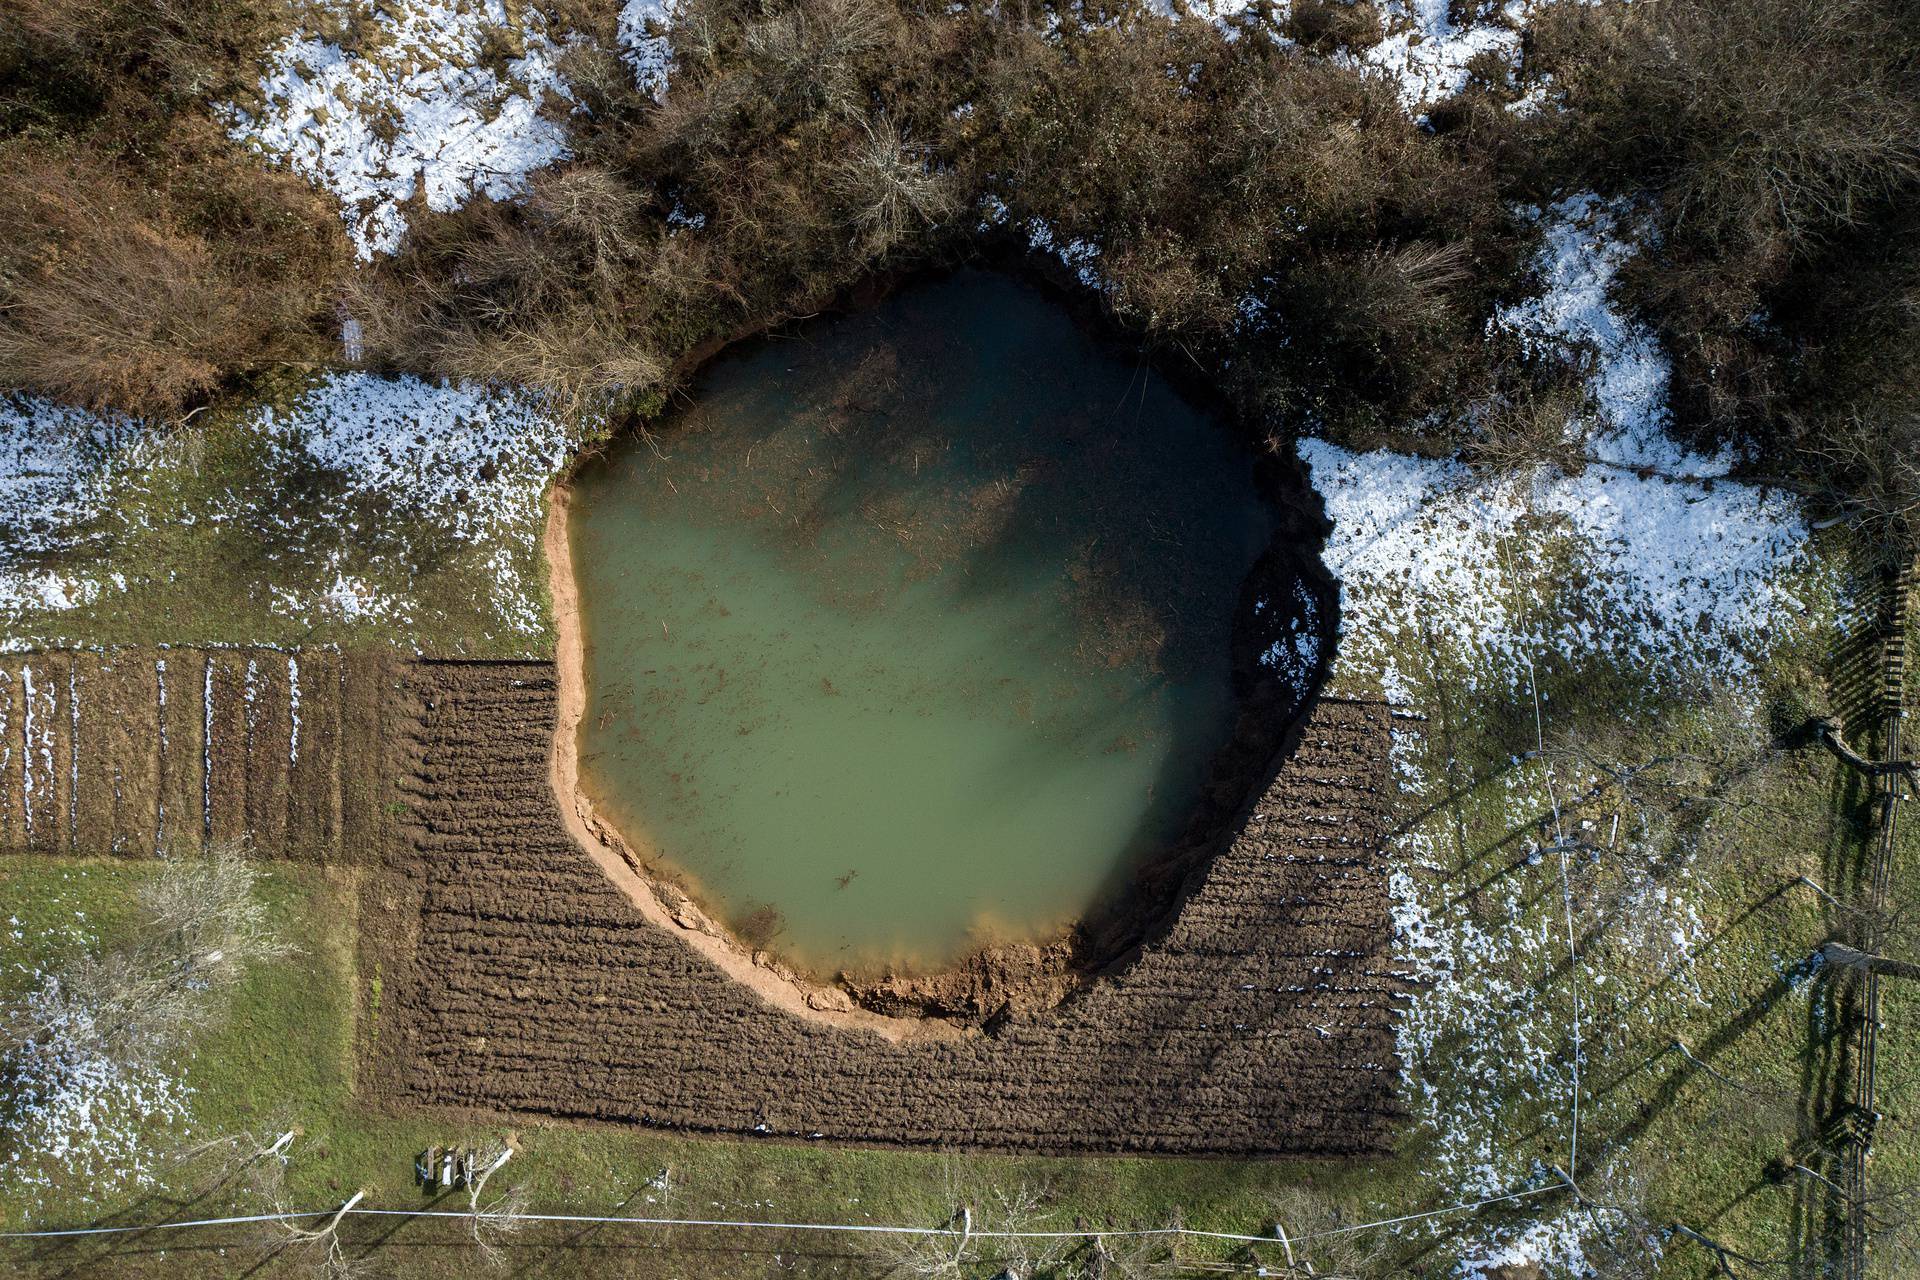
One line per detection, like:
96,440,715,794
1261,1186,1402,1280
2,846,292,1091
465,1138,531,1268
166,1121,300,1199
870,1172,1076,1279
1805,406,1920,569
1538,689,1784,864
742,0,893,120
266,1190,371,1280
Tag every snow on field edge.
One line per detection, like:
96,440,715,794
1,374,574,648
223,0,577,259
1308,197,1823,1277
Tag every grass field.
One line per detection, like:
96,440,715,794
3,187,1916,1280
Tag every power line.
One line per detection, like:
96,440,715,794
0,1185,1565,1245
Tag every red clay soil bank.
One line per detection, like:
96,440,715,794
364,660,1407,1156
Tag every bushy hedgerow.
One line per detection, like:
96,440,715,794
1534,0,1920,541
5,0,1915,554
350,0,1551,440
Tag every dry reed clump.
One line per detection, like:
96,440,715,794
341,167,672,416
0,152,275,416
0,0,347,418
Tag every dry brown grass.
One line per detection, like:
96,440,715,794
0,142,343,417
1,0,347,417
1536,0,1920,458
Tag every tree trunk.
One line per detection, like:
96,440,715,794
1821,941,1920,981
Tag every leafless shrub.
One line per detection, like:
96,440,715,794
831,115,960,255
264,1190,373,1280
1544,0,1920,253
870,1174,1076,1279
0,145,337,418
1107,236,1236,337
1539,689,1783,864
744,0,894,120
464,1138,530,1268
1461,380,1590,479
1,0,280,99
1283,0,1383,56
0,167,264,417
167,1122,301,1196
1802,405,1920,569
1081,1229,1179,1279
1525,0,1920,464
1345,241,1475,341
1262,1186,1404,1280
139,844,295,982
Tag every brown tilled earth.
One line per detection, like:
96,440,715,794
0,648,387,861
4,650,1405,1156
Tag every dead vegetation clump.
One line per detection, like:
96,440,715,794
2,0,1913,549
344,0,1534,442
0,0,347,418
1535,0,1920,492
0,147,336,417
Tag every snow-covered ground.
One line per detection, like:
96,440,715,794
1,375,578,651
0,398,144,618
1361,0,1528,116
1150,0,1566,118
0,907,195,1218
1304,195,1817,706
1305,196,1831,1276
1495,194,1728,475
222,0,577,259
619,0,681,99
222,0,700,258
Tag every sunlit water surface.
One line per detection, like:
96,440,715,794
570,270,1277,976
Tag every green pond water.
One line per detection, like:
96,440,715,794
569,270,1279,977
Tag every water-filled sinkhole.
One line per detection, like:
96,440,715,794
567,270,1316,979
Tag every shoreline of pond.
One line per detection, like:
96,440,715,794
541,262,1344,1027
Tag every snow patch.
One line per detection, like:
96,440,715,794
1301,438,1814,699
1023,218,1106,290
1363,1,1527,116
2,375,575,648
223,0,576,259
0,957,195,1217
1495,195,1734,475
0,395,140,637
619,0,680,99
